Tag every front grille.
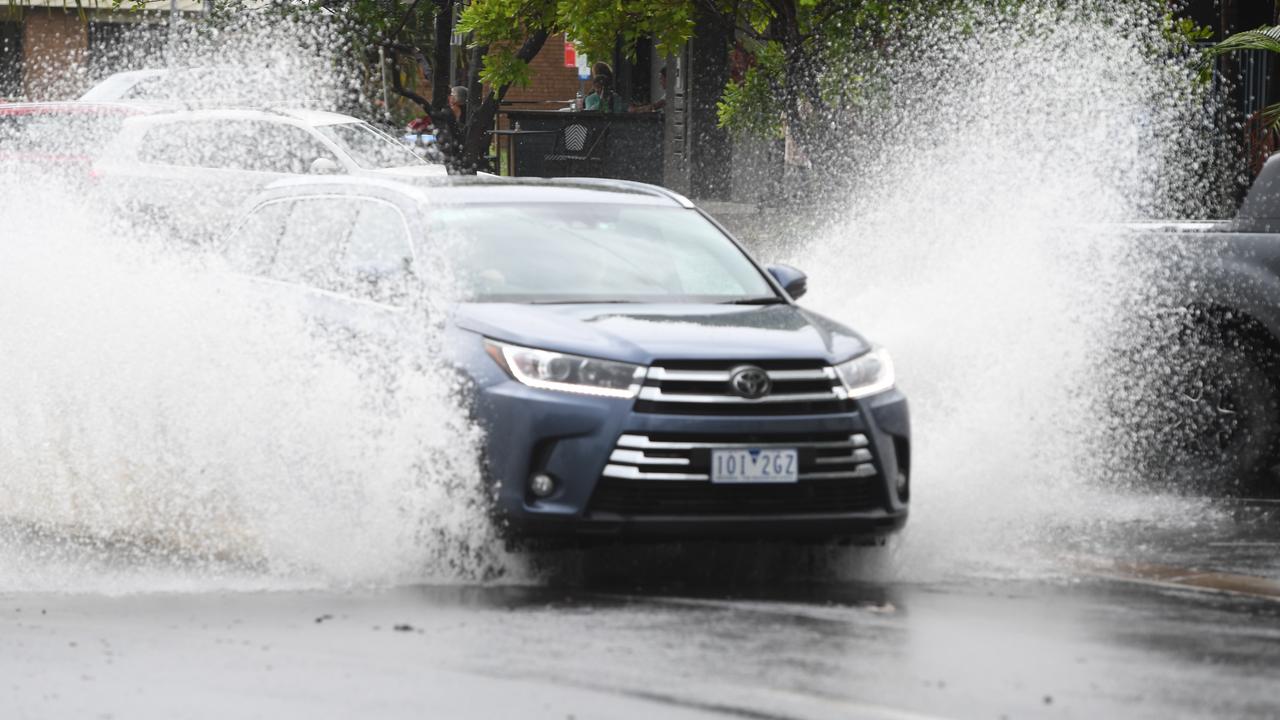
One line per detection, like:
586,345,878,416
634,360,853,416
588,432,884,516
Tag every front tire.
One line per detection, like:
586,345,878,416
1147,325,1280,496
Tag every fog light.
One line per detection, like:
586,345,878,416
529,473,556,498
896,471,909,500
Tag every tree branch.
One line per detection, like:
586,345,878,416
693,0,780,42
463,29,550,171
385,48,432,114
381,0,427,47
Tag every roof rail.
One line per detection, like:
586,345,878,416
545,177,695,208
153,99,305,115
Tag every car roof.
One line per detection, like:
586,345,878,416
131,106,360,126
98,69,170,81
80,67,286,103
254,175,696,208
0,101,162,116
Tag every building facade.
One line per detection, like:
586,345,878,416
1,1,204,101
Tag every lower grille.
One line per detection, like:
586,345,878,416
588,431,885,516
589,478,884,516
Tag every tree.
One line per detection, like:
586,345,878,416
458,0,936,178
463,0,1216,182
226,0,454,118
451,2,549,171
213,0,540,170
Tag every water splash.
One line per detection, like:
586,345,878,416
789,2,1234,579
0,16,505,592
0,3,1248,591
0,180,511,592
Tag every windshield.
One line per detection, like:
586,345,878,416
430,203,778,303
317,121,425,170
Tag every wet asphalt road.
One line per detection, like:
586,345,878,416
3,503,1279,720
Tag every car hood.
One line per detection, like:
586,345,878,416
451,303,871,364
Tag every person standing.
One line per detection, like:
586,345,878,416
432,85,470,173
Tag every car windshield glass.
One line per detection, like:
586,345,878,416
428,203,777,303
317,121,424,169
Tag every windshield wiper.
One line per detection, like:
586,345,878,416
721,296,787,305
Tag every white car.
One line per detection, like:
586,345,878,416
78,69,173,102
92,107,447,239
80,67,284,105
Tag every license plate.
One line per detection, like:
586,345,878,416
711,448,798,484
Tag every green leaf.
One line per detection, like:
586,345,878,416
1208,25,1280,57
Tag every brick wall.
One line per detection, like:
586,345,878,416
23,10,88,100
402,35,583,123
499,34,582,108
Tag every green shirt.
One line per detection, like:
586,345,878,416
584,92,623,112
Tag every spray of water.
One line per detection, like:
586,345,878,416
0,3,1246,590
788,2,1235,579
0,16,508,592
0,185,510,591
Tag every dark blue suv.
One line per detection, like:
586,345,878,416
228,176,910,542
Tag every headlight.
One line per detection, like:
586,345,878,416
484,339,645,398
834,348,895,399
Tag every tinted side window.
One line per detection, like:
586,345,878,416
138,121,218,166
339,200,413,304
138,120,339,173
271,198,358,291
252,123,340,174
224,201,289,275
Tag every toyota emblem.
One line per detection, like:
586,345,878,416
730,366,772,399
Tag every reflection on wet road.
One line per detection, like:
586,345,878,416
3,502,1278,719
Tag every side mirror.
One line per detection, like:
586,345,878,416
309,157,341,175
767,264,808,300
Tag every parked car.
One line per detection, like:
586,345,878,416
218,175,910,542
1120,154,1280,497
80,67,277,105
92,107,447,239
0,101,156,179
78,69,173,102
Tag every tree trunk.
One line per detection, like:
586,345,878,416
431,0,453,111
381,40,439,116
686,4,734,199
461,30,549,172
386,47,433,114
780,35,830,192
765,0,830,188
466,43,486,127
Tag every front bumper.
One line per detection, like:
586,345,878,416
474,380,910,541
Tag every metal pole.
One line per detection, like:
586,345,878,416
169,0,179,55
379,45,391,123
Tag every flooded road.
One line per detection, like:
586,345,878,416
5,501,1277,720
1,5,1274,719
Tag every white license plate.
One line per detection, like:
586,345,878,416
711,448,798,484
